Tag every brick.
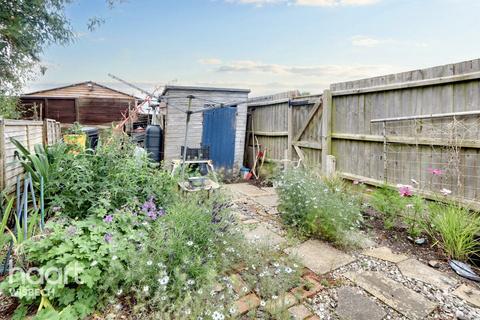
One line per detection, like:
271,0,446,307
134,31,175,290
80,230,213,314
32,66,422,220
288,304,313,320
233,293,261,315
230,274,249,296
291,275,323,300
266,293,298,314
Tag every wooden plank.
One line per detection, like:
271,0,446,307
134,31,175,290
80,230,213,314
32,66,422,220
247,131,288,137
321,89,332,174
331,133,480,149
293,98,322,142
293,141,322,150
332,71,480,96
293,144,305,164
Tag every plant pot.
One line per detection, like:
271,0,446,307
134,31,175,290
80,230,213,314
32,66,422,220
63,134,86,154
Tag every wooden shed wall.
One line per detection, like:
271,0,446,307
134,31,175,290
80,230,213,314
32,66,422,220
163,89,249,169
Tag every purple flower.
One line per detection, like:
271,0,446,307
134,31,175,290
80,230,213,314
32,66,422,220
104,233,113,243
141,197,156,213
157,208,166,217
147,211,157,220
103,215,114,223
67,226,77,236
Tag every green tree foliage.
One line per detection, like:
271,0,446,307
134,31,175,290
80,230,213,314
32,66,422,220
0,0,122,93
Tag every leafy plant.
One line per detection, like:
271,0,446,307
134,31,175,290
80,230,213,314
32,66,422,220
64,122,83,135
0,95,20,119
0,196,15,252
370,185,407,229
11,139,51,185
428,203,480,261
276,169,363,247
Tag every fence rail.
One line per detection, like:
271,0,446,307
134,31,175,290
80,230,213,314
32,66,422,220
245,58,480,209
0,118,61,193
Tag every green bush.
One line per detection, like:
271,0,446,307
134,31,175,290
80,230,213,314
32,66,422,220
428,203,480,261
46,134,177,219
276,169,363,247
0,95,20,119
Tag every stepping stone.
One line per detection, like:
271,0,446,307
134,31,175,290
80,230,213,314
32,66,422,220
335,286,386,320
398,259,457,291
345,271,436,319
454,284,480,308
224,183,270,198
286,240,355,274
244,224,286,247
288,304,313,320
253,194,279,207
363,246,409,263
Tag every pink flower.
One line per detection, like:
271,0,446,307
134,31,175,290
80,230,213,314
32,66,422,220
428,168,443,176
398,184,413,197
440,188,452,196
103,215,113,223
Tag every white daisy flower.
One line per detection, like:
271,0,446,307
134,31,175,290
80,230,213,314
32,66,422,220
285,267,293,274
112,255,118,261
187,241,194,246
158,276,170,285
146,260,153,266
212,311,224,320
143,286,149,292
260,300,266,307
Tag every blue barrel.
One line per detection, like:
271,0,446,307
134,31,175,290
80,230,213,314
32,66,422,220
145,125,163,162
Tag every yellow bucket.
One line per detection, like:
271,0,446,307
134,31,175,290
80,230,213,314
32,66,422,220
63,134,86,154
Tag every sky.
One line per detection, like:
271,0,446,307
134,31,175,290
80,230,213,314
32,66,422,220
27,0,480,97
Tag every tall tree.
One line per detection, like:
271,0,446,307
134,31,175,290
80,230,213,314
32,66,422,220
0,0,119,94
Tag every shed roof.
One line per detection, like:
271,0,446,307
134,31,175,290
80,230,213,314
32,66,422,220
161,85,250,96
23,81,138,99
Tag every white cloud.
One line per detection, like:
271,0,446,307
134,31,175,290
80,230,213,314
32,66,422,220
198,58,223,65
351,35,428,48
213,60,402,79
226,0,380,6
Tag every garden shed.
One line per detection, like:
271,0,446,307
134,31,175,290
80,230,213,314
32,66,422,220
161,85,250,171
20,81,138,125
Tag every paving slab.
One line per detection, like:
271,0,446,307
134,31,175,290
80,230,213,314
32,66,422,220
288,304,313,320
253,194,279,207
335,286,386,320
243,224,286,247
398,259,457,291
345,271,436,319
454,284,480,308
285,240,355,274
224,183,271,198
363,246,409,263
233,293,260,315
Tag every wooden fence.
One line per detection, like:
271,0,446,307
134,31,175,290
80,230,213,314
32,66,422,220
246,58,480,209
0,118,61,192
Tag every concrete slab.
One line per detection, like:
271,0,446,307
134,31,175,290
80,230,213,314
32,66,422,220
398,259,457,291
454,284,480,308
224,183,271,198
286,240,355,274
243,224,286,247
363,246,409,263
253,194,279,207
335,286,386,320
345,271,436,319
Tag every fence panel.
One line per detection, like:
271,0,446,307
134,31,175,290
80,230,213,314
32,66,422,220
0,118,61,192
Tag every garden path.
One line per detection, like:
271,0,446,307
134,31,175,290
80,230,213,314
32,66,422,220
223,183,480,320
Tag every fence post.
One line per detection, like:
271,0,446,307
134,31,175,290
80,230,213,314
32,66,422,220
382,121,387,183
287,99,293,161
0,118,4,191
321,89,333,175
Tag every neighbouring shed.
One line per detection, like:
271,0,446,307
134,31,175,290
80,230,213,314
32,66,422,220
161,85,250,171
20,81,138,125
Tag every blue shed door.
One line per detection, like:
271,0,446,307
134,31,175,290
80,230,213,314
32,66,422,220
202,107,236,169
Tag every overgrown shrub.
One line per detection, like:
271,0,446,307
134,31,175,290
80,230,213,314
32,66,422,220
428,203,480,261
46,134,177,219
276,169,363,247
0,95,20,119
